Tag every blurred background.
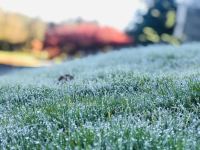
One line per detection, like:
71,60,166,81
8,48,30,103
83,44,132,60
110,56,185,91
0,0,199,74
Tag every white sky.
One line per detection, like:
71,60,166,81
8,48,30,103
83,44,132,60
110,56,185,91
0,0,146,31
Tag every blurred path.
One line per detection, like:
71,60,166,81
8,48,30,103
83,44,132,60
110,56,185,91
0,65,27,75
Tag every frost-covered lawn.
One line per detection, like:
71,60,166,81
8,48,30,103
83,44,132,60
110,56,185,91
0,43,200,149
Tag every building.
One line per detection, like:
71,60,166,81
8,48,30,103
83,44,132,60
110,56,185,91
174,0,200,41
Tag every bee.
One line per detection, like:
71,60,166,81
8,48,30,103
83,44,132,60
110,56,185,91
58,74,74,82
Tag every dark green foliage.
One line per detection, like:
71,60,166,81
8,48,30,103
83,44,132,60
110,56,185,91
127,0,178,45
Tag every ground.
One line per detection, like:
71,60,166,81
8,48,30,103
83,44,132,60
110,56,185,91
0,43,200,149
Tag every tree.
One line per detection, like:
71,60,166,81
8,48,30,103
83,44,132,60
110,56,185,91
0,9,47,50
126,0,179,45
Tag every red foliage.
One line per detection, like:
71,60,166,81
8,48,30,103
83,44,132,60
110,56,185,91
43,23,133,58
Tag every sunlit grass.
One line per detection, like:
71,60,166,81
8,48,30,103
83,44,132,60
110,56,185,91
0,50,49,67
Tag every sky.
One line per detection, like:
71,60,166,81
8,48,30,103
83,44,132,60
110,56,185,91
0,0,147,30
